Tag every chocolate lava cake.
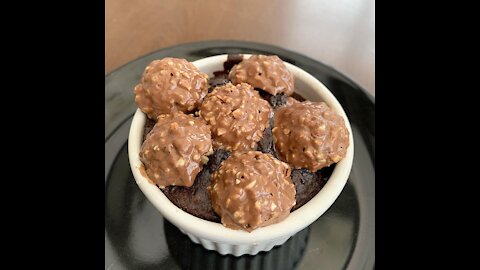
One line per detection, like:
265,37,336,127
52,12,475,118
141,55,335,223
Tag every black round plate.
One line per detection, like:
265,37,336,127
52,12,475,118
105,41,375,270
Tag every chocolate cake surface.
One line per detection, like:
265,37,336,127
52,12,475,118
161,149,230,223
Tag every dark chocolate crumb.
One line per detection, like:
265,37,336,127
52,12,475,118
224,54,243,72
290,165,335,211
257,89,289,108
161,149,231,223
208,73,229,92
256,117,276,157
143,117,156,141
291,92,306,102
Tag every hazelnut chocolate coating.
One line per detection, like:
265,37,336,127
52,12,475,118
229,55,294,96
273,101,349,171
209,151,296,232
140,112,213,188
199,83,272,151
134,58,209,120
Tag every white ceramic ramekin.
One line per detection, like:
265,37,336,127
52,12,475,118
128,54,354,256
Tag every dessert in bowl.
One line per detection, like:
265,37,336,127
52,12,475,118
128,54,354,256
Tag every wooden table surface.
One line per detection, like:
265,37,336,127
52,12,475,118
106,0,375,96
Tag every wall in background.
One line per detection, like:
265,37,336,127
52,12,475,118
106,0,375,95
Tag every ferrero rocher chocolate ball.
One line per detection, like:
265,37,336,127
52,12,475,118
199,83,272,151
229,55,294,96
209,151,296,232
140,112,213,188
273,101,349,171
134,58,209,120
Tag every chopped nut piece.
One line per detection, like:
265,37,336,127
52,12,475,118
232,109,244,118
245,180,257,189
217,128,227,136
271,203,277,211
234,211,243,219
176,158,185,167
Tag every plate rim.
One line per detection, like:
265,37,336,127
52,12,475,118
105,41,375,269
105,40,375,104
